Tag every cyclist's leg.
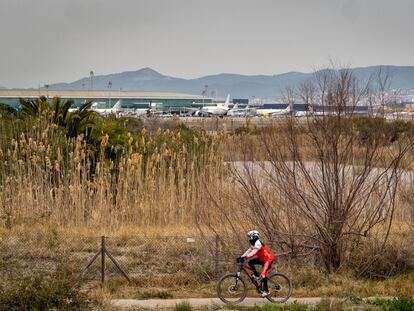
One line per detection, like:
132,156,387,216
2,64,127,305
248,258,263,277
261,260,272,278
261,260,273,292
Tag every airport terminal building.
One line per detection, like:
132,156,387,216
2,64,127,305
0,89,213,113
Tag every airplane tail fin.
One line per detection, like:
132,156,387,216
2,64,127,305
224,94,231,107
287,99,294,112
111,99,123,111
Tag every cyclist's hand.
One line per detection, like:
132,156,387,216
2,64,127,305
236,256,245,263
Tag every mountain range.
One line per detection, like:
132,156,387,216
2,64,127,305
45,66,414,98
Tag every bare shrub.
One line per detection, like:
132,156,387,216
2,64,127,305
202,66,413,273
348,232,414,279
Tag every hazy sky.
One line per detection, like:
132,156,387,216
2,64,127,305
1,0,414,88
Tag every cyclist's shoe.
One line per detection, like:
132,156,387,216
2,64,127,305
252,275,262,282
260,279,269,292
261,291,270,297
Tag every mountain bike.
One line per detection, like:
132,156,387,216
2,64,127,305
216,260,292,304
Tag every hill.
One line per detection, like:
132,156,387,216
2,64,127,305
48,66,414,98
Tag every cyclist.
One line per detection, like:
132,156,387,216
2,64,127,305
237,230,275,297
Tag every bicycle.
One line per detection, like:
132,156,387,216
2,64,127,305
216,259,292,304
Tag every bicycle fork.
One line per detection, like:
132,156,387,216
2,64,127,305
235,271,241,287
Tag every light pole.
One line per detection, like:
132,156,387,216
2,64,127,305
201,85,208,107
90,71,94,90
108,81,112,108
44,84,50,100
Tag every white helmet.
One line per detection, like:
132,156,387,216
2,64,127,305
247,230,259,239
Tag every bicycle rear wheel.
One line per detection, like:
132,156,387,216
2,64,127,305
216,273,247,304
265,272,292,303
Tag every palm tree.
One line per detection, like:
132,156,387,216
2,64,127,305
0,103,17,118
19,96,50,117
51,97,73,127
19,96,99,139
66,102,99,138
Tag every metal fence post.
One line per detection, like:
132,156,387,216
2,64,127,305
101,236,105,284
80,235,131,285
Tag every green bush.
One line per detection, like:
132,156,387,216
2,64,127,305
174,301,193,311
352,116,413,144
230,302,319,311
317,298,345,311
339,292,363,304
288,301,320,311
386,120,412,142
370,296,414,311
0,273,90,311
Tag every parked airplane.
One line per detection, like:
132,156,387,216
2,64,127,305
294,104,313,117
91,99,124,115
117,102,153,117
255,100,294,117
227,103,257,117
118,108,149,117
194,94,231,116
68,100,123,114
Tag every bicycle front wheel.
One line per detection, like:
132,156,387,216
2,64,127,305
216,273,247,304
265,272,292,303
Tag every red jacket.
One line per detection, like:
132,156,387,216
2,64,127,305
243,240,275,261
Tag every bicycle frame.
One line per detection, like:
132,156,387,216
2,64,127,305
236,262,263,292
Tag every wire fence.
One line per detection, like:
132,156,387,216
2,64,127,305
2,230,411,287
0,232,246,286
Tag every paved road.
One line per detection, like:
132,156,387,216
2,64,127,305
111,297,322,309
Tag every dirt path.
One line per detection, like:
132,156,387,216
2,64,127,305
111,297,322,309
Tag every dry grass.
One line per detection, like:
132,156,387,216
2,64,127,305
1,225,413,303
1,116,412,230
1,114,414,302
0,120,227,229
90,269,414,303
290,269,414,298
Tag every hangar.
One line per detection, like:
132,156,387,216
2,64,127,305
0,89,213,112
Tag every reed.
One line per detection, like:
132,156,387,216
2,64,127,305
0,111,226,230
1,103,414,277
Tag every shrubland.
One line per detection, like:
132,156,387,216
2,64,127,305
1,67,414,308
